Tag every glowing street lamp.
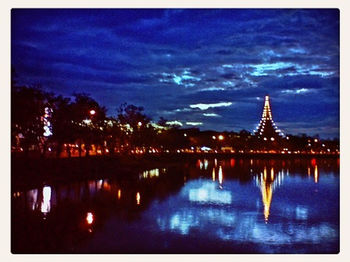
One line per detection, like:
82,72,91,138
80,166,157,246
218,135,224,141
90,109,96,116
86,212,94,225
136,192,141,205
137,121,142,127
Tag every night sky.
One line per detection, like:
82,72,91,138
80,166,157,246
11,9,339,139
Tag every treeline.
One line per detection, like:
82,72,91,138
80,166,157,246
11,83,164,157
11,78,339,158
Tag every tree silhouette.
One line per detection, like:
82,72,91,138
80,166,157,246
50,95,75,157
117,103,155,150
70,93,106,157
11,84,50,156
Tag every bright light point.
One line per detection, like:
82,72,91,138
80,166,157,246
89,110,96,115
218,166,223,185
212,136,216,140
314,139,318,142
271,137,275,141
184,133,187,137
314,165,319,183
138,121,142,127
218,135,224,140
86,212,94,225
83,119,91,125
201,146,211,152
136,192,141,205
264,137,267,141
41,186,51,214
141,168,159,179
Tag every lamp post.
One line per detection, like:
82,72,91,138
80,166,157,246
218,135,224,152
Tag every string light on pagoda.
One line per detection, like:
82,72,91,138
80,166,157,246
254,95,284,139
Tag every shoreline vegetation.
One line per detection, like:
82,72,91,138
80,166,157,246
12,84,339,164
12,153,339,191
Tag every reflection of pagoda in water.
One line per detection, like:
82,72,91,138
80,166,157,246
254,166,285,223
254,161,320,222
259,167,276,222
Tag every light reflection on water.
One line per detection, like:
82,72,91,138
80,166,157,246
12,158,339,253
149,177,338,246
41,186,51,215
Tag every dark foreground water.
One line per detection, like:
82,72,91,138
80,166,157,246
12,157,339,254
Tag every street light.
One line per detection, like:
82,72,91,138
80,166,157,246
90,109,96,116
138,121,142,127
218,135,224,140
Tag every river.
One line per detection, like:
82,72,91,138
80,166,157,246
11,157,339,253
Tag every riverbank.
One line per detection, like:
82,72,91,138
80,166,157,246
11,152,339,191
11,154,178,191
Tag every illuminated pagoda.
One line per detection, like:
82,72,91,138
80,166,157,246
254,95,284,141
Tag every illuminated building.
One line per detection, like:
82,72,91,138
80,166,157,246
42,107,53,137
254,95,284,141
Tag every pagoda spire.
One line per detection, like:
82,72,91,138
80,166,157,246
254,95,284,139
262,95,272,120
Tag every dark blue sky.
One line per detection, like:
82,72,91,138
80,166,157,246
11,9,339,139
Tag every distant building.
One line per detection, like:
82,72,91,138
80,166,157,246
221,146,233,153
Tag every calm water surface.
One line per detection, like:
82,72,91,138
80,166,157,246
12,158,339,253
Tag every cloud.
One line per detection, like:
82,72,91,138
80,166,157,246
203,113,221,117
175,108,193,113
166,120,183,126
198,87,225,92
190,102,233,110
159,70,201,86
281,88,315,95
186,122,203,126
250,62,295,76
11,9,339,138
